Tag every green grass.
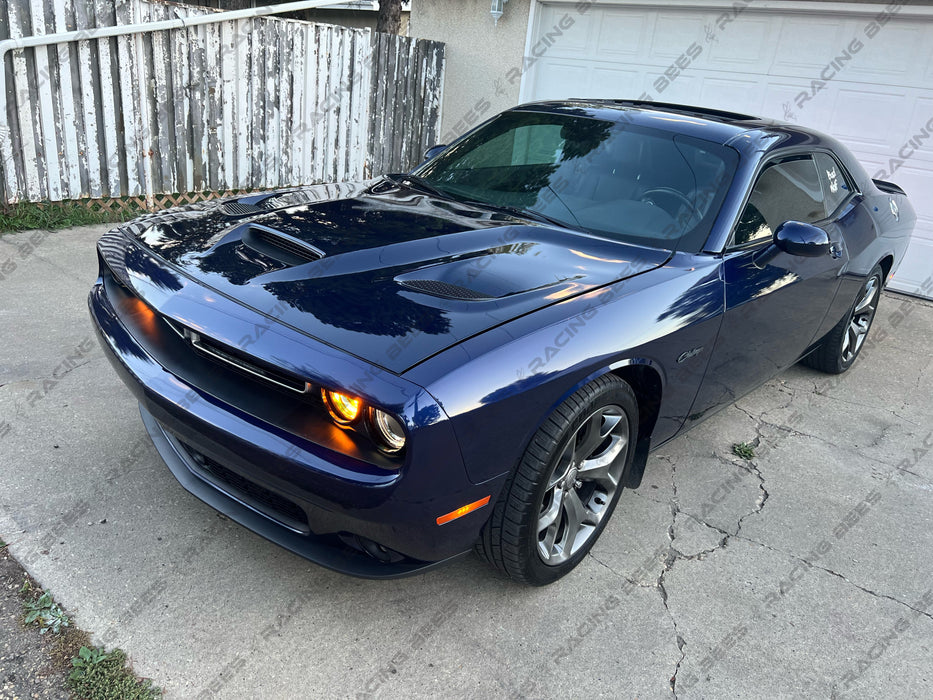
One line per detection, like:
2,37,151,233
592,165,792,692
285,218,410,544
17,579,161,698
0,200,143,234
732,442,756,460
69,647,161,700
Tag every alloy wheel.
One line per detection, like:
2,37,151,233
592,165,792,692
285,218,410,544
537,405,629,565
842,276,879,364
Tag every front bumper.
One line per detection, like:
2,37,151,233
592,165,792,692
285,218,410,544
88,270,502,578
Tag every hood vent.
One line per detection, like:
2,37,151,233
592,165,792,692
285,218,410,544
242,225,325,266
221,201,265,217
400,278,495,301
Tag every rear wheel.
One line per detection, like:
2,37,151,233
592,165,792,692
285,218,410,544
802,265,883,374
475,374,638,585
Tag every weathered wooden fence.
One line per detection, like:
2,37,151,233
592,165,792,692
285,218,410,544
369,29,443,176
0,0,444,207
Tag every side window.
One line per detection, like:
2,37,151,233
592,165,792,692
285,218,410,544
814,152,852,217
733,156,825,246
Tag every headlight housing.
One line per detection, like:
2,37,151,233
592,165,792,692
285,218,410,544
321,389,362,424
321,388,407,456
369,408,407,454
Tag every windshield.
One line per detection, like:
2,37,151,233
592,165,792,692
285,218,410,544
413,110,739,251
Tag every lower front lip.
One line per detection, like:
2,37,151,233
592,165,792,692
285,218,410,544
139,404,466,578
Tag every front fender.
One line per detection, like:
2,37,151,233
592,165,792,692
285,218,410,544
406,253,725,484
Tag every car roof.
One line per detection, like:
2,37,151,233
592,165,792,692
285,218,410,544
512,98,797,147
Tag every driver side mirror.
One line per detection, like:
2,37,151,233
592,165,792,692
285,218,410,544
422,144,448,161
774,220,830,257
753,221,830,268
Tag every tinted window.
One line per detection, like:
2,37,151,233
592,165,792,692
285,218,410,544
448,123,566,169
814,152,852,217
733,156,824,246
414,111,739,252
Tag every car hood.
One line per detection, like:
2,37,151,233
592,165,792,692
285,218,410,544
121,180,671,373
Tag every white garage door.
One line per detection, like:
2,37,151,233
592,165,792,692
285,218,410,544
521,2,933,298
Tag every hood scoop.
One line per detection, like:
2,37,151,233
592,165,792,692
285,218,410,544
241,225,325,266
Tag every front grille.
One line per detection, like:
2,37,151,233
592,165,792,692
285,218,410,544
188,331,312,394
162,317,312,395
178,438,310,534
400,278,494,300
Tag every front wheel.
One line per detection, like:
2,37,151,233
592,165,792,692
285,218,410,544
802,264,883,374
475,374,638,585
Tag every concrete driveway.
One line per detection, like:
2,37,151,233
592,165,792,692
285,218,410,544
1,223,931,698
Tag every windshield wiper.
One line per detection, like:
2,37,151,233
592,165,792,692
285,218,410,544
385,175,582,231
460,198,577,230
384,173,448,198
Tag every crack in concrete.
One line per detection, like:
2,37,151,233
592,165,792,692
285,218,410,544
867,422,895,450
586,550,627,582
660,459,684,698
889,408,920,426
610,343,924,693
658,437,773,696
735,459,769,536
722,531,933,623
0,357,102,393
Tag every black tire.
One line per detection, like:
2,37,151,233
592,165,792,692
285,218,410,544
475,374,638,585
802,264,883,374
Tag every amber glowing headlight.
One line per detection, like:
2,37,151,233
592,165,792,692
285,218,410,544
370,408,407,454
322,389,362,424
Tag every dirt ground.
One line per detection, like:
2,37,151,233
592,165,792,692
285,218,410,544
0,546,71,700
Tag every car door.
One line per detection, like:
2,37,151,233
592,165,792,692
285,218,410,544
689,153,848,419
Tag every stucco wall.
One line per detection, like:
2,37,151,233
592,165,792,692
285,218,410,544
410,0,530,144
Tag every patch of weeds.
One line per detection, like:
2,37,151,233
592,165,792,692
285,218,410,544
21,582,71,635
732,442,756,460
0,200,142,234
69,646,161,700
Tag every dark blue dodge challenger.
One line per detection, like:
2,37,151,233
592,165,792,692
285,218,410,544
89,101,915,585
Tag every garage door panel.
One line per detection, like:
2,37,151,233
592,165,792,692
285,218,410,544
596,11,650,58
525,4,933,299
770,17,852,73
761,82,809,122
656,74,703,105
590,67,643,98
830,88,910,151
894,166,933,211
705,17,775,67
529,59,591,100
698,76,763,114
650,14,704,60
907,98,933,157
890,239,933,296
855,25,925,81
922,41,933,84
536,5,593,57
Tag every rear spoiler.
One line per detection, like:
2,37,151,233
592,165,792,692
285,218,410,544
873,178,906,196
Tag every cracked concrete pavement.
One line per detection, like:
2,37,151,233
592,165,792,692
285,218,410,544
0,223,931,698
